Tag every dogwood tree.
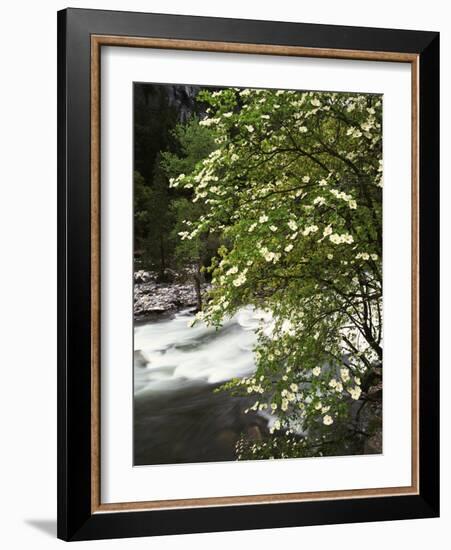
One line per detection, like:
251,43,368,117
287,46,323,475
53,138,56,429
171,87,383,458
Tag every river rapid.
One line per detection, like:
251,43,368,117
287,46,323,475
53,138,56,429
133,307,271,465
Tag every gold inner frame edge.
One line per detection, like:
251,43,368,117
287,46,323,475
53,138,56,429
90,35,420,514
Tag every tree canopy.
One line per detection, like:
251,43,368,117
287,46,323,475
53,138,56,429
170,87,383,458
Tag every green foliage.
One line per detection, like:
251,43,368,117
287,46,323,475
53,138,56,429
134,104,218,279
134,160,175,277
161,116,217,178
161,117,218,272
134,170,151,254
133,85,197,268
172,87,383,458
170,197,204,267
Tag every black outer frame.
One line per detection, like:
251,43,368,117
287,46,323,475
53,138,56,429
57,8,440,542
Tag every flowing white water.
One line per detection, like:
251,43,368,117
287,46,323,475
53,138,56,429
133,306,275,465
134,306,264,394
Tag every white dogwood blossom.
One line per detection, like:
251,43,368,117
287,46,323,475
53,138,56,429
173,87,382,460
348,386,362,400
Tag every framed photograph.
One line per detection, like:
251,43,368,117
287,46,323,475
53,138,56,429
57,8,439,541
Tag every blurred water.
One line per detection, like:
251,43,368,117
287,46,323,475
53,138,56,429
133,307,269,465
134,306,261,392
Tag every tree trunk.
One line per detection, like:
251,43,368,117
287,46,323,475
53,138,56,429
159,235,166,280
193,268,202,311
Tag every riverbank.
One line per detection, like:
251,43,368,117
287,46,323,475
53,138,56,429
134,269,210,321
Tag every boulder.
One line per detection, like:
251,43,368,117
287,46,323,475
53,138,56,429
134,270,210,320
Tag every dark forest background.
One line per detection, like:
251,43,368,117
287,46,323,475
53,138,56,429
134,83,219,287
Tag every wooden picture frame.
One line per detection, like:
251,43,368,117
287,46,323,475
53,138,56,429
57,7,439,541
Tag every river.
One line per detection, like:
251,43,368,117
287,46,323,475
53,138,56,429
133,307,271,465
